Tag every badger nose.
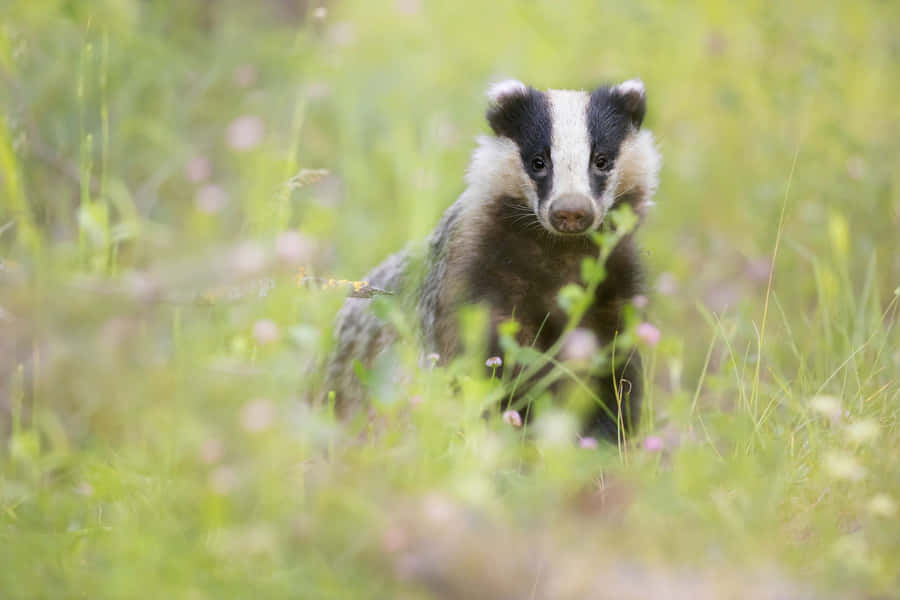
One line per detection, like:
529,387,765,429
549,194,594,234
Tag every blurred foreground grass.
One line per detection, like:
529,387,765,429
1,0,899,598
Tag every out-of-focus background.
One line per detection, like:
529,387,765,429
1,1,898,598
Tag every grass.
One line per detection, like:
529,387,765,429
2,0,899,598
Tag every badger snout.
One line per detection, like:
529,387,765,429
548,193,595,234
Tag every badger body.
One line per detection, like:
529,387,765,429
326,79,661,439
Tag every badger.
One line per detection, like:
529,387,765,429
325,79,661,440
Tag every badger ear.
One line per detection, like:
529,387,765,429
486,79,529,105
485,79,530,137
611,79,647,128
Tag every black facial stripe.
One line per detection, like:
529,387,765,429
486,87,553,202
587,87,632,198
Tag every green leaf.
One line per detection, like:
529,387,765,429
499,318,522,354
77,202,110,245
352,359,371,386
512,345,545,366
498,318,521,338
580,256,606,284
610,204,638,233
557,283,586,313
10,431,41,464
370,295,395,320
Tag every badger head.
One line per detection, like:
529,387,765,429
469,79,660,236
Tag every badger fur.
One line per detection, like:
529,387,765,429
325,79,661,440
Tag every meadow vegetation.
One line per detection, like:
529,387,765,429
1,1,898,597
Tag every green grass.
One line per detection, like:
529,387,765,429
2,0,899,598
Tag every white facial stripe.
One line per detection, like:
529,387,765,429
547,90,592,198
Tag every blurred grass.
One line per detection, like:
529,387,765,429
1,0,899,598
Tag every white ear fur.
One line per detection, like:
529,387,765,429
486,79,528,105
613,79,645,109
614,78,645,98
611,78,647,127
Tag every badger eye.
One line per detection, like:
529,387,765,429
592,154,610,172
530,155,547,175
